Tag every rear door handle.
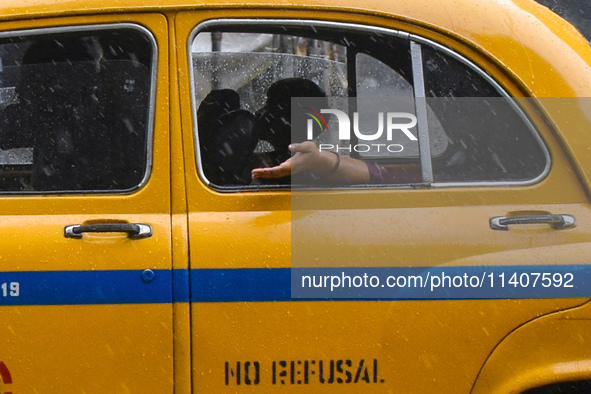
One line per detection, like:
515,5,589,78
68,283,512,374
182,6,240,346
64,223,152,239
490,214,575,230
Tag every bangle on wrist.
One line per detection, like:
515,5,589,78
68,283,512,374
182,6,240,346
324,151,340,177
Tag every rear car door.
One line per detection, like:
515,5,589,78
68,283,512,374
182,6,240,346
177,9,591,393
0,14,173,392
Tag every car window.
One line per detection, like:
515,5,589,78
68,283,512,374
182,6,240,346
0,26,154,192
191,31,348,186
190,22,549,189
420,45,549,183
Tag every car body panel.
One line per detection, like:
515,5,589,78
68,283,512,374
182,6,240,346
175,7,591,393
0,1,589,393
0,12,174,393
473,300,591,394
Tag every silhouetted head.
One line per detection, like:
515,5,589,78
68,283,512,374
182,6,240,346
255,78,327,160
197,89,241,148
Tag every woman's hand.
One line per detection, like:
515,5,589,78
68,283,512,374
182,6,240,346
252,141,324,179
251,141,370,183
251,157,293,179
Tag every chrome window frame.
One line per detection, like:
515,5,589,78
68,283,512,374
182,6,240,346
188,19,551,191
410,41,433,184
0,23,158,195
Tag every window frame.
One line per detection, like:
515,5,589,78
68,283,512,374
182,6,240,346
0,23,158,195
188,19,551,191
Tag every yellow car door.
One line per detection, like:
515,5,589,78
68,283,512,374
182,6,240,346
0,14,173,393
177,6,591,394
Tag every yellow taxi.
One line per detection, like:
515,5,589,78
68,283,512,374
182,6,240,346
0,0,590,392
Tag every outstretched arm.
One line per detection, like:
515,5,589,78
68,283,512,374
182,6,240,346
251,141,371,184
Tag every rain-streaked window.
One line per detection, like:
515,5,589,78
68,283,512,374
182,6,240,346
190,24,548,189
192,30,348,186
0,26,154,192
421,45,548,183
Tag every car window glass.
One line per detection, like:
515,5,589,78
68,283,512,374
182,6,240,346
0,27,153,192
190,24,548,189
355,53,418,159
422,45,548,183
192,31,348,186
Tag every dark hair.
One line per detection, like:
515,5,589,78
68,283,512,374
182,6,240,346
255,78,327,162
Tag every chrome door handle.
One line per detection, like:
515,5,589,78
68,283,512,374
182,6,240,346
64,223,152,239
490,214,575,230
